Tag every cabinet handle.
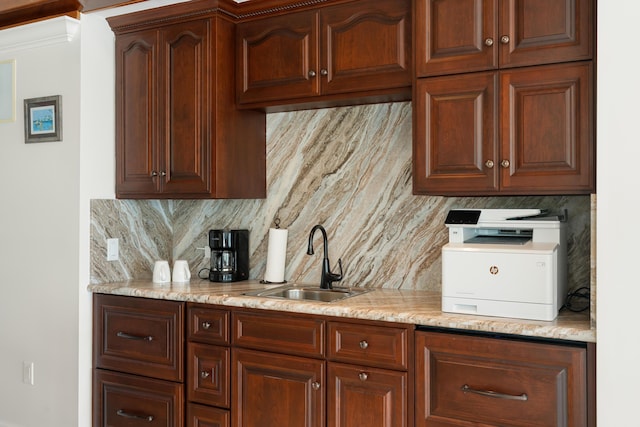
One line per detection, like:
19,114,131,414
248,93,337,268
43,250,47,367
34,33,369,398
320,69,328,76
201,370,211,379
484,38,494,47
485,160,494,169
160,171,167,177
151,171,158,177
116,409,154,422
500,159,510,168
308,70,317,77
358,372,369,381
461,384,528,401
201,321,211,330
116,331,153,342
311,381,321,390
359,340,369,349
500,35,510,44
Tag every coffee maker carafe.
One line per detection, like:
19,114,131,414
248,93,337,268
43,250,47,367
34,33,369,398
209,229,249,282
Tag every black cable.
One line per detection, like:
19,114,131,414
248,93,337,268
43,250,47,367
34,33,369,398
561,286,591,312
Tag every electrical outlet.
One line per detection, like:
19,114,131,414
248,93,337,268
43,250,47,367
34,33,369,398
107,238,119,261
23,361,34,385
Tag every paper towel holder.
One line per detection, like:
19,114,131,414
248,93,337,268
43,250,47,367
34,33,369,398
260,215,288,284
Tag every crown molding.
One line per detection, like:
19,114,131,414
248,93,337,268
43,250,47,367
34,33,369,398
0,16,81,54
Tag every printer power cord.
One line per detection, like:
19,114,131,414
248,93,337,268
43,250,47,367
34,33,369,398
561,286,591,312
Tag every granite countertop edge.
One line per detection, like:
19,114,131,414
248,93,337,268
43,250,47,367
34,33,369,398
87,279,596,343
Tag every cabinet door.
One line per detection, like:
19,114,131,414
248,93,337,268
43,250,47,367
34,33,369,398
188,343,230,408
233,348,325,427
115,29,159,196
159,19,211,196
328,363,407,427
415,0,497,77
499,0,593,68
237,11,319,105
415,331,588,427
321,0,411,95
413,72,499,195
499,62,594,193
94,369,184,427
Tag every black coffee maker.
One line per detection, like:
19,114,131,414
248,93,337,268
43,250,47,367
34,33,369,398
209,229,249,282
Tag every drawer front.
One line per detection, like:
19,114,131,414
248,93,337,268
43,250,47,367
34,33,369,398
94,294,184,381
188,303,230,345
416,331,587,427
233,310,325,358
328,321,409,370
187,342,230,408
187,402,230,427
94,369,183,427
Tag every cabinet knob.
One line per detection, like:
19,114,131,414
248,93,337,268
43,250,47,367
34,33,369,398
485,160,494,169
359,340,369,349
308,70,317,78
358,372,369,381
201,370,211,379
500,159,510,168
312,381,321,390
484,38,494,47
160,171,167,177
500,35,510,44
320,69,328,76
201,321,211,330
151,171,158,177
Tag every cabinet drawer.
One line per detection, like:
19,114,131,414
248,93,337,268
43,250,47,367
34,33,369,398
328,321,409,370
416,331,587,427
187,303,230,345
94,369,183,427
233,310,325,358
187,403,229,427
187,342,230,408
94,294,184,381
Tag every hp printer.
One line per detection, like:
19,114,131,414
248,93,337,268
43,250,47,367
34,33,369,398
441,209,567,321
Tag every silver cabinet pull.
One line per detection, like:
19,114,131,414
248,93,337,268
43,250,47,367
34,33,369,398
461,384,528,401
308,70,317,77
201,370,211,379
485,160,494,168
320,69,328,76
484,38,494,46
500,35,510,44
116,409,154,422
116,331,153,341
500,159,510,168
151,171,158,177
358,372,368,381
160,171,167,177
311,381,321,390
201,321,211,330
359,340,369,349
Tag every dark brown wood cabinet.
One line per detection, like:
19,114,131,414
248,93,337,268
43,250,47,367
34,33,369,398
93,294,185,427
415,330,590,427
414,62,594,195
413,0,595,196
415,0,594,77
236,0,411,110
187,304,231,427
108,0,265,199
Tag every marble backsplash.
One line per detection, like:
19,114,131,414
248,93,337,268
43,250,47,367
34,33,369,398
90,102,591,293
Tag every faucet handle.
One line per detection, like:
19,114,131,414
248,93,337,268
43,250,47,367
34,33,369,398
330,258,343,282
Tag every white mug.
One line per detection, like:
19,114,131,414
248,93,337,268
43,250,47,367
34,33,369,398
152,260,171,283
172,260,191,283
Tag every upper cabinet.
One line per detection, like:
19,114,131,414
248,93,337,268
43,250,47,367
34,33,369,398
236,0,412,111
108,0,266,199
413,0,595,196
415,0,594,77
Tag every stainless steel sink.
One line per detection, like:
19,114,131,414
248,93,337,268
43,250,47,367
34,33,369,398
244,285,370,302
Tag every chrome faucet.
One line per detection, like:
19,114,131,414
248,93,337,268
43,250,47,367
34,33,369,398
307,224,343,289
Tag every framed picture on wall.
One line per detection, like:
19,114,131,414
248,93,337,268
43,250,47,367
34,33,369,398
0,59,15,123
24,95,62,143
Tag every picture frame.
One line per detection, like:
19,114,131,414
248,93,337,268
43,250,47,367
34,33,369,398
24,95,62,143
0,59,15,123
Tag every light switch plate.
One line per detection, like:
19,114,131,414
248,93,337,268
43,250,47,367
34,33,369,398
107,238,119,261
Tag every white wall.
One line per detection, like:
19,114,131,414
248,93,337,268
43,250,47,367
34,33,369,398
0,19,82,427
596,1,640,425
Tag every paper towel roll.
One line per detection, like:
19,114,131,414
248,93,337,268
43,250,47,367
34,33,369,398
264,228,288,283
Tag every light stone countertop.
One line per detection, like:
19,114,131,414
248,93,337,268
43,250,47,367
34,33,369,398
88,279,595,343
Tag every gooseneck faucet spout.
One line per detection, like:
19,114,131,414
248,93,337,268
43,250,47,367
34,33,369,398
307,224,343,289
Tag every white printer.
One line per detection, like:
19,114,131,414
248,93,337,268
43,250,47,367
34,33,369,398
441,209,567,321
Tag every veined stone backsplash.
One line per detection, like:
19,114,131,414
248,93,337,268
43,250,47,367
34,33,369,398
91,102,591,292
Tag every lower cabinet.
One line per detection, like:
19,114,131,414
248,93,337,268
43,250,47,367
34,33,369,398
415,330,591,427
187,403,230,427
